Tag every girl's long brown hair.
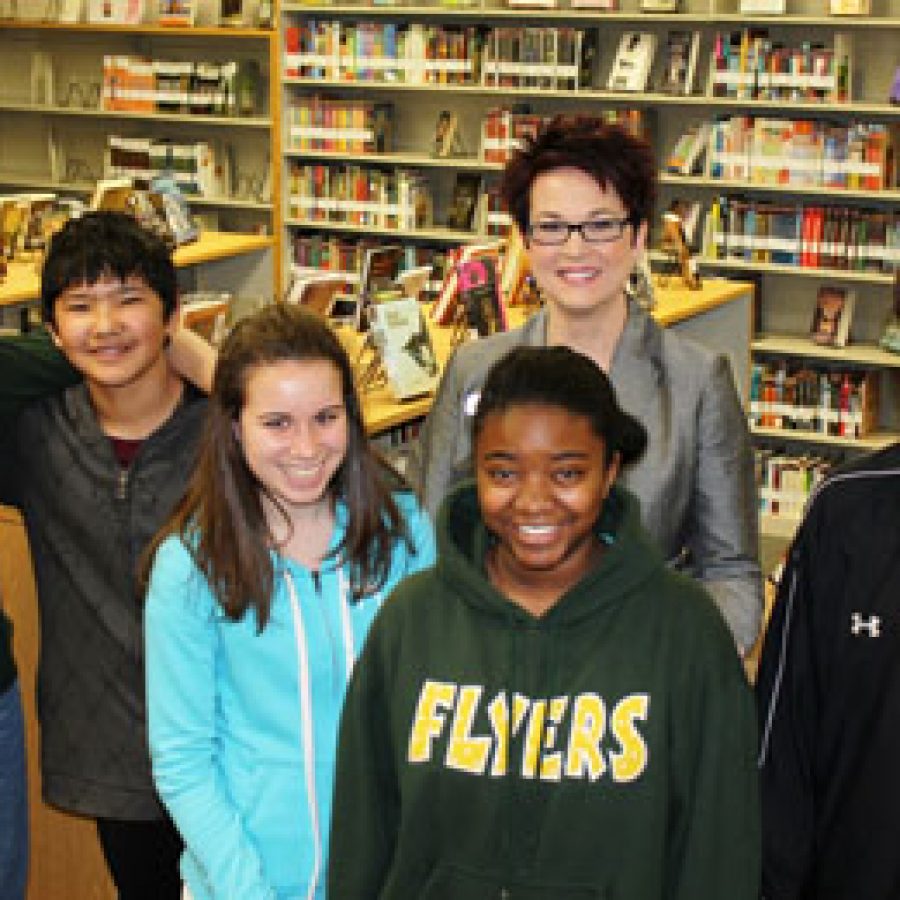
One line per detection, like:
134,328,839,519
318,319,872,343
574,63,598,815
144,303,416,630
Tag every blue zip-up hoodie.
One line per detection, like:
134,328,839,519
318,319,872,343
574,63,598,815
145,493,435,900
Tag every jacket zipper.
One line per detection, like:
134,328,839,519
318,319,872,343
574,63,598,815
116,466,129,501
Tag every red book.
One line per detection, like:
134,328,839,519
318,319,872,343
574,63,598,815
809,206,824,268
800,207,813,267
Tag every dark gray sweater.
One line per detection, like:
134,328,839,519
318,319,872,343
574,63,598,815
0,383,205,819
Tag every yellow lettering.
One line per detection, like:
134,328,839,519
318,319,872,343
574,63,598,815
539,696,569,782
487,694,508,777
445,686,492,775
521,700,546,779
609,693,649,783
407,680,456,764
511,693,530,734
487,692,531,777
564,693,607,781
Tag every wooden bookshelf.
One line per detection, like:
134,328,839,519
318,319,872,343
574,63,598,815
340,276,755,435
0,18,282,284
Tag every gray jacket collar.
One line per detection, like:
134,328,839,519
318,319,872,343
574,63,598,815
522,300,665,389
61,380,198,452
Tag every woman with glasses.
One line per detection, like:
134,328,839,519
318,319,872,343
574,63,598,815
409,115,762,656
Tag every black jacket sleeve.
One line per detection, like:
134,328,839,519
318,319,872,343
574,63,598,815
756,521,821,899
0,329,78,506
0,329,78,422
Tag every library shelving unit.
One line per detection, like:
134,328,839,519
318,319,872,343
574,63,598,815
279,0,900,541
0,14,283,289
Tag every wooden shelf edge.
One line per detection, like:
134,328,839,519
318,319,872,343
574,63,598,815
0,19,272,37
751,425,900,450
283,149,503,170
279,4,900,26
0,232,274,307
752,335,900,368
659,174,900,203
280,78,900,115
0,103,269,127
284,217,490,243
686,256,895,284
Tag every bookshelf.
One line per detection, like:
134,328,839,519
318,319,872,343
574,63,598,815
0,15,282,288
278,0,899,547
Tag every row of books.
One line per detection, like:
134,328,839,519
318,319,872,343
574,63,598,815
288,164,431,231
288,162,512,234
755,449,836,522
286,98,394,154
100,55,251,115
291,235,448,298
284,25,696,95
284,99,644,165
702,196,900,273
282,21,859,103
709,30,850,103
4,0,272,26
480,107,644,164
105,135,224,196
749,361,879,438
101,56,259,116
669,117,894,190
284,22,479,84
284,23,596,91
481,28,594,91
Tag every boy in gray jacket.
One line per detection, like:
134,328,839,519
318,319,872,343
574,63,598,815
0,212,206,899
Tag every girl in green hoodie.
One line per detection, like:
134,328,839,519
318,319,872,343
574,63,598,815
329,345,760,900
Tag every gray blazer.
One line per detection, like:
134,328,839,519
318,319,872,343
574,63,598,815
408,303,763,651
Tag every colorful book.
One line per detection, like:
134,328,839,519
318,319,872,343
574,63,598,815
810,285,856,347
656,31,701,95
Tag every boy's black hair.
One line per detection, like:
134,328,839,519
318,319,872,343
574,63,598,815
41,211,177,324
473,345,648,468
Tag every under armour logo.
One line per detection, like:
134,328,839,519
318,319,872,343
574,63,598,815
850,613,881,638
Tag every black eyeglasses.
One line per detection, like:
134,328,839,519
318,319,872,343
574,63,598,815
529,217,632,246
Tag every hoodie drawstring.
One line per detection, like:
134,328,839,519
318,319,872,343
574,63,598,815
284,566,355,900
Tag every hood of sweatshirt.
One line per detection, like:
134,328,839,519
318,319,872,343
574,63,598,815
434,480,665,627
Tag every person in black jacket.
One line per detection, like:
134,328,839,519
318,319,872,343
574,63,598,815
0,333,78,900
756,441,900,899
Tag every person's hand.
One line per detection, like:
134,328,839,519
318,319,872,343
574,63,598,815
167,320,216,394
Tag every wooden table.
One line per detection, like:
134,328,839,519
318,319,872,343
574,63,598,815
0,230,274,316
344,276,755,436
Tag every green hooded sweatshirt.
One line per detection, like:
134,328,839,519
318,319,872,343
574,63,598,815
329,482,760,900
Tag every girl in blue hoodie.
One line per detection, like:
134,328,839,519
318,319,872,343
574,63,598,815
143,303,435,900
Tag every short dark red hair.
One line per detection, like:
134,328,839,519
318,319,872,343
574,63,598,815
500,115,656,242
